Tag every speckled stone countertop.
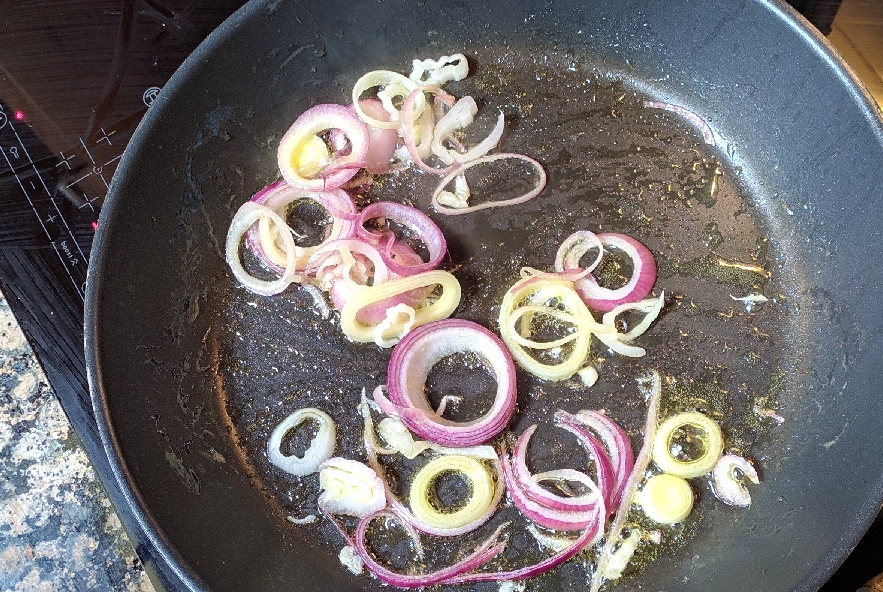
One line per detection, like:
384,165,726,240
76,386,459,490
0,289,154,592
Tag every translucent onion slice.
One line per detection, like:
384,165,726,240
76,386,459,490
225,201,300,296
339,270,461,345
246,181,357,273
498,277,596,381
710,454,760,507
267,408,336,476
637,473,694,524
278,103,369,191
590,371,662,592
643,100,715,146
351,70,420,129
651,412,724,478
318,457,386,518
594,292,665,357
431,153,547,215
409,455,496,531
380,318,516,446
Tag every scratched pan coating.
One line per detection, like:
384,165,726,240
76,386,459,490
85,1,883,591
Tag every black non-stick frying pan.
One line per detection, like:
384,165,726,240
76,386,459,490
85,0,883,590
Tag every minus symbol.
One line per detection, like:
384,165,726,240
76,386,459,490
29,181,36,190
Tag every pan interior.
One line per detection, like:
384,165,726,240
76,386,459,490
219,48,788,591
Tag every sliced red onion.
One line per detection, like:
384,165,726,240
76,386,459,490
352,99,399,174
589,371,662,592
267,408,336,476
379,319,516,447
511,425,602,513
225,201,300,296
553,420,617,511
568,410,635,508
643,100,715,146
710,454,760,507
358,400,505,537
431,153,547,215
554,230,604,277
502,453,600,531
351,70,419,130
445,506,602,585
307,238,390,285
278,103,369,191
334,512,507,588
451,110,506,165
245,181,357,273
357,201,447,277
570,233,656,313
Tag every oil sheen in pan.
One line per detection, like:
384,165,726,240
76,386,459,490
216,48,786,590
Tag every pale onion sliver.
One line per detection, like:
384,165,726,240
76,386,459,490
410,53,469,86
352,70,420,129
267,408,336,476
226,202,300,296
432,153,547,215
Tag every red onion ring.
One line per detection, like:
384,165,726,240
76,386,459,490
643,100,715,146
502,452,600,531
445,505,603,585
552,417,617,511
278,103,369,191
379,319,516,447
245,181,357,273
511,425,602,513
329,511,507,589
401,86,461,175
568,233,656,313
332,99,399,174
567,410,634,508
357,201,447,277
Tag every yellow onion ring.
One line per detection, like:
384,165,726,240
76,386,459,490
339,270,461,345
651,412,724,478
409,455,496,531
498,276,606,381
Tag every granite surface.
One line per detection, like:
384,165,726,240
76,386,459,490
0,290,155,592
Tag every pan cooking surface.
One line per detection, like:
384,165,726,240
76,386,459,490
86,1,883,591
218,48,787,589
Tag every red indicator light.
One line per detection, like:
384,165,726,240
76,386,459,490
91,221,99,231
13,110,24,120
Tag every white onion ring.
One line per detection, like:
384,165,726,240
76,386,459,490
711,454,760,507
267,408,336,476
431,153,547,215
380,318,517,446
225,201,300,296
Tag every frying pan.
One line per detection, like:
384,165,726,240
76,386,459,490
84,0,883,590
